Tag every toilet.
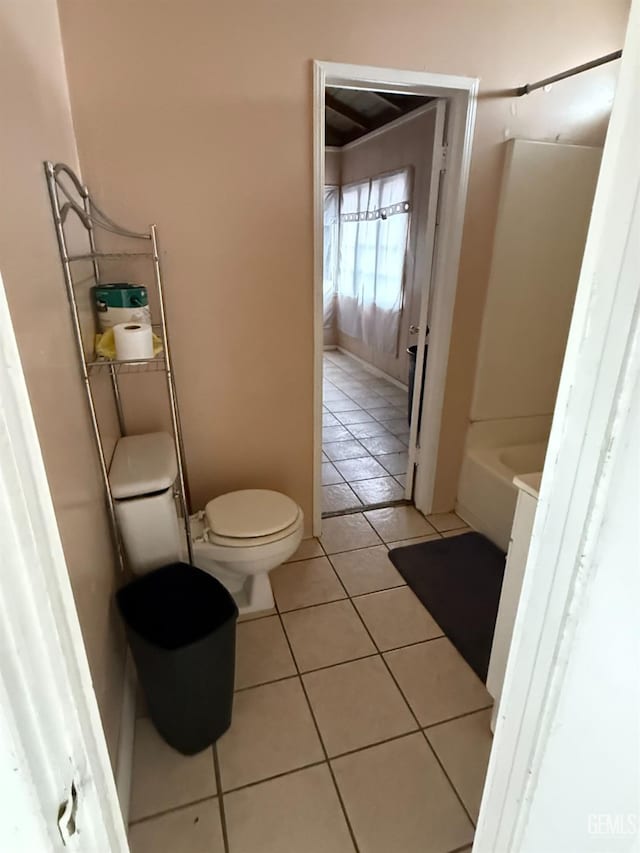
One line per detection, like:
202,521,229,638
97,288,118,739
109,432,303,614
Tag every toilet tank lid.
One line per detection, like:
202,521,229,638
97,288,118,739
109,432,178,499
205,489,299,538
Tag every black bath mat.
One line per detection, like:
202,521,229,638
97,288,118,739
388,532,506,682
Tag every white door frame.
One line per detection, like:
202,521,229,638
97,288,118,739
0,272,129,851
475,2,638,846
312,60,478,534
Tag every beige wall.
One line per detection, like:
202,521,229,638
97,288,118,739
57,0,628,517
472,139,602,423
337,106,437,383
0,0,125,766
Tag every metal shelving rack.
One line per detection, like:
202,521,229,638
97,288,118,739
44,161,193,570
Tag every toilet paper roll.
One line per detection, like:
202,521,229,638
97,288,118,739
113,322,154,360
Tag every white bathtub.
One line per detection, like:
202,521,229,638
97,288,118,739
456,441,547,551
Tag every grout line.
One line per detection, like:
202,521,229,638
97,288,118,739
236,610,278,624
337,580,479,831
277,594,348,615
221,758,328,796
128,793,218,827
212,746,230,853
275,596,362,852
328,728,421,762
422,703,495,731
421,730,478,828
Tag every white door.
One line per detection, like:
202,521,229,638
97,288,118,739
406,97,447,501
0,272,129,851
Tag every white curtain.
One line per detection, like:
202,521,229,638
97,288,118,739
323,186,339,333
336,169,411,354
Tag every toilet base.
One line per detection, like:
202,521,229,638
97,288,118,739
189,542,277,616
233,572,275,616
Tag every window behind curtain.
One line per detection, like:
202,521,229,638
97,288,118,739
336,168,412,354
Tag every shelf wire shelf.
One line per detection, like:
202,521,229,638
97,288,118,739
86,353,167,376
44,159,193,568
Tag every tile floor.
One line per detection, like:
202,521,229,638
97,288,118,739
129,511,494,853
322,350,411,514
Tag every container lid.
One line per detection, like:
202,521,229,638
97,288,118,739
205,489,299,538
109,432,177,499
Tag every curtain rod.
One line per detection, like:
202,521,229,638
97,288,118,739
516,49,622,96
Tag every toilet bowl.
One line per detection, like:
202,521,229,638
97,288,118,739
109,432,303,615
190,490,304,613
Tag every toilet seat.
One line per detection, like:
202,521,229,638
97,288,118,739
203,489,302,548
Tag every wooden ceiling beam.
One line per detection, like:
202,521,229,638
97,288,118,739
325,93,374,130
369,91,404,112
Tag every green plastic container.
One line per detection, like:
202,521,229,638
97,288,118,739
93,283,150,331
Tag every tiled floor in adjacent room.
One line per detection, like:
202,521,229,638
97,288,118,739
129,509,494,853
322,350,412,514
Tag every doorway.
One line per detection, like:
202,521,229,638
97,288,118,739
313,61,478,535
321,94,443,517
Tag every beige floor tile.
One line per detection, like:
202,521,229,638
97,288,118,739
350,476,405,505
387,533,441,549
322,483,362,512
323,439,369,461
385,638,492,727
285,538,324,563
282,600,376,672
224,764,355,853
336,409,375,425
374,451,408,475
325,399,363,413
237,606,277,624
442,528,474,539
330,545,405,596
322,461,344,485
323,425,353,442
365,505,436,542
367,405,404,421
235,616,296,689
320,513,381,554
129,718,216,821
217,678,323,791
347,420,392,439
270,556,346,612
383,417,411,436
322,412,341,428
333,456,388,482
129,799,224,853
353,587,443,651
303,656,416,757
359,434,407,455
323,389,349,402
427,512,469,532
332,733,474,853
426,708,493,822
349,393,386,407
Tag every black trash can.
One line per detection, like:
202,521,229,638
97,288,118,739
407,342,428,427
117,562,238,755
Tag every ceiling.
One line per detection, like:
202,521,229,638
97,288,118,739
325,87,434,147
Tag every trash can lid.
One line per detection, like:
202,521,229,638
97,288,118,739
109,432,177,499
205,489,299,538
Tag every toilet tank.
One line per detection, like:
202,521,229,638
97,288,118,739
109,432,183,574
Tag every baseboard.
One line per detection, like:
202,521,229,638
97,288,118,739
115,650,136,827
323,344,338,351
335,346,408,390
